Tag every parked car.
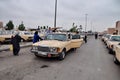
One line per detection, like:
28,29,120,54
0,31,13,43
19,31,33,41
31,32,83,60
0,34,12,43
101,34,111,45
113,43,120,65
106,35,120,54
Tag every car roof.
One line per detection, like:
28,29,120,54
110,35,120,37
48,32,68,35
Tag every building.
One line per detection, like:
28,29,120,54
116,21,120,35
107,28,116,34
0,21,3,28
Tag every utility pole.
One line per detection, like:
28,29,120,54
85,14,88,32
91,21,92,31
54,0,57,28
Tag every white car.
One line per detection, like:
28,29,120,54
106,35,120,54
102,34,111,45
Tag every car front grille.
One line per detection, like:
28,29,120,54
38,46,50,52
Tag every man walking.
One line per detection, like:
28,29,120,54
95,32,98,39
84,32,87,43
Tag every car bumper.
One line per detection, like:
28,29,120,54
31,50,59,57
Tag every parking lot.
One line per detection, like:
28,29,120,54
0,36,120,80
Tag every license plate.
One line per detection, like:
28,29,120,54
38,52,47,55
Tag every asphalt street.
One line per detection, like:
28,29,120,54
0,36,120,80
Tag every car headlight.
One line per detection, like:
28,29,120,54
32,46,38,50
49,47,57,52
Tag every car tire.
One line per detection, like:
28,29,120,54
109,49,115,55
34,53,40,58
59,50,66,60
109,49,112,54
114,56,120,65
72,48,76,51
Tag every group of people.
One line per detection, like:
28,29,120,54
11,29,98,56
11,31,43,56
11,27,54,56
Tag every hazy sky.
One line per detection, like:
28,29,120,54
0,0,120,31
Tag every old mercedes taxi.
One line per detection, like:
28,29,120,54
31,32,83,60
113,43,120,65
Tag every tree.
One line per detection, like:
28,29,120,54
69,27,77,32
18,22,25,31
72,22,75,27
69,23,77,32
6,20,14,30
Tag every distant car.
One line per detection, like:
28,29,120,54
101,34,111,45
106,35,120,54
0,34,12,43
31,32,83,60
19,31,33,41
113,43,120,65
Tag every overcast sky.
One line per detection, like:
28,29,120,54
0,0,120,31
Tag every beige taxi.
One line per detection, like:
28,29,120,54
106,35,120,54
113,43,120,65
0,35,12,43
0,31,13,43
19,31,33,41
31,32,83,60
101,34,111,45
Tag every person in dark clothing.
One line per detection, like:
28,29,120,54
84,33,87,43
95,32,98,39
11,32,21,56
33,31,43,43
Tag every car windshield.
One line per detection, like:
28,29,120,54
106,34,111,39
110,36,120,41
45,34,67,41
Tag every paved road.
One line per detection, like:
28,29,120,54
0,36,120,80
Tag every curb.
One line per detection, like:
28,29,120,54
0,44,32,52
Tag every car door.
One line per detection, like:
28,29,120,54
71,34,83,48
115,45,120,61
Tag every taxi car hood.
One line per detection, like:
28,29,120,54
109,41,120,45
0,35,12,38
33,40,66,47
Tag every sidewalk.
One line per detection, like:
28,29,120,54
0,42,32,52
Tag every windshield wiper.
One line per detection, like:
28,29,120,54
54,39,63,41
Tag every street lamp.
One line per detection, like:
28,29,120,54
54,0,57,28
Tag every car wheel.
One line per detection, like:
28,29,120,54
114,56,120,65
109,49,113,54
71,48,76,51
21,38,25,42
34,53,40,58
59,50,66,60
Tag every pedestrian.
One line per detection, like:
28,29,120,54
11,32,22,56
84,32,87,43
47,27,52,33
33,31,43,43
95,32,98,39
45,27,53,37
